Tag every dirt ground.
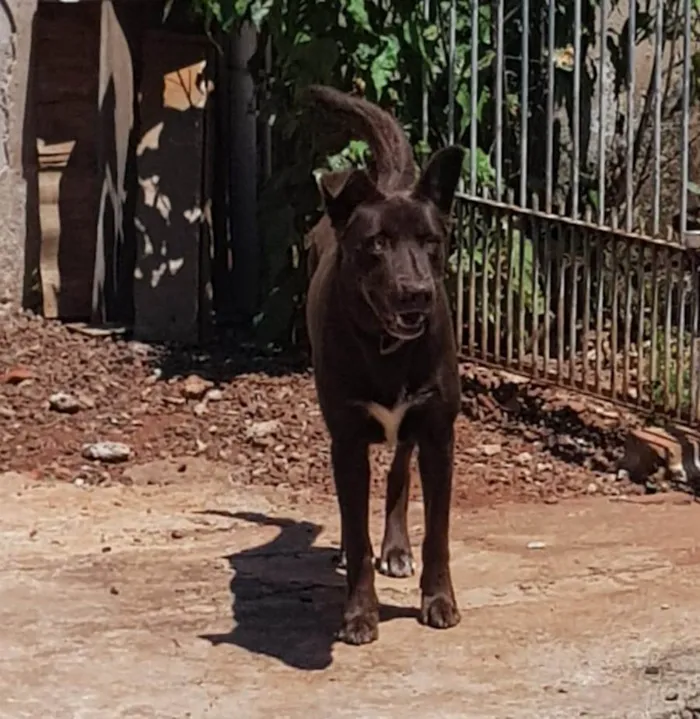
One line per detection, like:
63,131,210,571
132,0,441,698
1,467,700,719
0,307,648,504
2,306,700,718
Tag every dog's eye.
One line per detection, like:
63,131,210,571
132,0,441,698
364,235,386,254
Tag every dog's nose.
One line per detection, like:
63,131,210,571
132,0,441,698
398,282,433,312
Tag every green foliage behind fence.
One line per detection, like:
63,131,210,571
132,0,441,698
165,0,699,348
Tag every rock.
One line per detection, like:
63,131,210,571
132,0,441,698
2,366,34,385
181,374,214,400
586,482,599,494
205,388,223,402
77,394,96,410
82,441,132,463
195,439,208,454
685,693,700,711
193,402,208,417
171,529,185,539
49,392,81,414
480,443,501,457
246,420,282,442
0,405,15,419
666,691,679,702
527,541,547,550
515,451,533,465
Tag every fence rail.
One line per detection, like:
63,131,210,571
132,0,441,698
439,0,700,422
453,192,700,424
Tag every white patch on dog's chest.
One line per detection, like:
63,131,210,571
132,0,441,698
362,394,415,446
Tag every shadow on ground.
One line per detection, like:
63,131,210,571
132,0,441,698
148,336,311,383
461,372,629,473
199,511,418,671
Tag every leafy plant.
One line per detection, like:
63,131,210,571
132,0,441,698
163,0,700,350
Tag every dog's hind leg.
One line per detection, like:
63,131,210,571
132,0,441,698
378,441,415,578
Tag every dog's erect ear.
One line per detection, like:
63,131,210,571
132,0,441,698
319,169,384,229
316,169,353,200
413,145,466,216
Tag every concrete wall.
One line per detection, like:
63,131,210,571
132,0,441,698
0,0,37,306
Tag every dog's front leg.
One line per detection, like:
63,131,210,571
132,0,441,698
417,422,460,630
331,436,378,645
378,441,415,578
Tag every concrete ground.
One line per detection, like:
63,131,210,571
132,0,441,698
1,459,700,719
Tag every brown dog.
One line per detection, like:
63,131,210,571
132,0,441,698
303,85,465,645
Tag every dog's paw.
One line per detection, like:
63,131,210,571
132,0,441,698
419,593,461,629
336,611,379,645
377,547,415,578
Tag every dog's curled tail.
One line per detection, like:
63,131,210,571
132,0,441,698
301,84,416,193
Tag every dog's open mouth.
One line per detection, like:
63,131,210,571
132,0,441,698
385,311,427,341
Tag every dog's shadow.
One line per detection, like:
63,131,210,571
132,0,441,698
199,511,418,671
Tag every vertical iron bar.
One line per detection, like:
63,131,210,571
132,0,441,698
494,204,504,364
663,250,673,412
455,200,465,349
677,266,687,420
652,0,663,236
505,196,516,367
422,0,431,146
625,0,635,232
582,215,592,390
518,209,527,367
481,188,490,360
470,0,479,195
572,0,582,220
568,227,578,386
649,245,660,408
611,235,619,400
545,0,555,213
557,225,566,385
597,0,607,226
680,0,691,241
691,254,699,423
595,230,604,395
544,221,553,377
495,0,504,199
531,195,541,376
623,238,633,400
635,241,645,407
468,200,477,356
448,0,457,147
520,0,529,207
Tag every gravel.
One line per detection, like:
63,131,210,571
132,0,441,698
0,307,647,507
